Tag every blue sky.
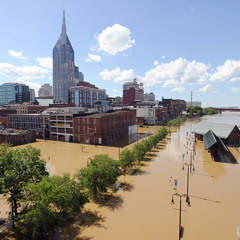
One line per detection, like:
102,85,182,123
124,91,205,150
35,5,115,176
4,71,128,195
0,0,240,107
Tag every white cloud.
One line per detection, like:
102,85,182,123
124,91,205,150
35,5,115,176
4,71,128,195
85,54,102,62
37,57,52,69
162,79,179,87
198,84,212,92
230,77,240,82
113,88,119,92
99,67,135,83
9,50,27,60
210,60,240,82
171,87,185,93
141,58,209,87
231,87,240,93
0,63,49,80
154,60,159,66
97,24,135,55
162,56,166,59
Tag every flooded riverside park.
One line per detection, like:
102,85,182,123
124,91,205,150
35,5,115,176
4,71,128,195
1,112,240,239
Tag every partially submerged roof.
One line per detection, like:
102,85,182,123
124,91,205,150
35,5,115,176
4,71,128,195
203,130,229,152
194,122,237,139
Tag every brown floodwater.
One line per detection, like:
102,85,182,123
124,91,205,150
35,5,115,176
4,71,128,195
1,112,240,240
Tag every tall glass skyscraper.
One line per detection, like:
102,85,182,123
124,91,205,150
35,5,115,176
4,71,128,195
0,83,30,105
53,10,83,103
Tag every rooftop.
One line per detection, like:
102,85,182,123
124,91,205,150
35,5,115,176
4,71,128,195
203,130,229,151
194,122,238,139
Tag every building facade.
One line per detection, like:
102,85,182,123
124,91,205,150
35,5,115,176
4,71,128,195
74,109,136,145
144,92,155,101
0,83,30,105
68,82,106,107
0,128,36,146
8,114,49,139
123,79,144,105
29,89,35,101
53,10,83,104
38,83,53,97
186,101,202,107
50,113,74,142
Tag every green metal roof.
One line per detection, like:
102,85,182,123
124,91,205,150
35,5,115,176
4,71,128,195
203,130,229,152
194,122,237,139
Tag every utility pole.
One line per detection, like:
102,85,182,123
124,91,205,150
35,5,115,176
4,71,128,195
190,91,193,118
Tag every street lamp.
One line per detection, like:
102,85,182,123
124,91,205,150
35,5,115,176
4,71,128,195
182,163,195,203
171,193,191,240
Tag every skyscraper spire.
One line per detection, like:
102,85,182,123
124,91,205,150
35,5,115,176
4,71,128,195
62,10,67,44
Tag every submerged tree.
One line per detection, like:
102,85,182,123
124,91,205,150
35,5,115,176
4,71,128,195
20,174,89,240
76,154,121,197
0,144,48,229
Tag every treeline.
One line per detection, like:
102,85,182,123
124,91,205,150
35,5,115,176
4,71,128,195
167,116,187,127
187,106,218,116
0,127,168,239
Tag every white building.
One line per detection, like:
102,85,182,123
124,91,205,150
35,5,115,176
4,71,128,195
144,92,155,101
38,83,53,97
186,101,202,107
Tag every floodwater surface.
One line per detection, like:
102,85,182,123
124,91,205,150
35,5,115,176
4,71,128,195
1,112,240,240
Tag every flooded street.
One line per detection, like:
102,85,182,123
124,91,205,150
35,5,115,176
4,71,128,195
1,112,240,239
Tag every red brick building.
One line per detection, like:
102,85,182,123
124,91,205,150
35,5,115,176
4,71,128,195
74,109,136,145
123,80,144,105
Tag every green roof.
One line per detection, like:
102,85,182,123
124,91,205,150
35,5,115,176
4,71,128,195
203,130,229,152
194,122,237,139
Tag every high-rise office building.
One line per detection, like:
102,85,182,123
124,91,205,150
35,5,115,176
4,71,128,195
0,83,30,105
53,10,83,104
29,88,35,101
38,83,53,97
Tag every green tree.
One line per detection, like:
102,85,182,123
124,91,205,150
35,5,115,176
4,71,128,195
119,148,136,168
76,154,121,197
20,174,88,240
0,144,48,229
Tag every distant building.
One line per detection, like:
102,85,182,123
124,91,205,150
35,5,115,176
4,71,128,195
29,89,35,101
53,10,83,104
35,97,54,106
186,101,202,107
0,83,30,105
159,98,186,120
0,128,36,146
8,114,49,139
144,92,155,101
68,82,106,108
123,79,144,105
8,104,28,114
38,84,53,97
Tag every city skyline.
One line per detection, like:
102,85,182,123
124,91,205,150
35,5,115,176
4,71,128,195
0,0,240,107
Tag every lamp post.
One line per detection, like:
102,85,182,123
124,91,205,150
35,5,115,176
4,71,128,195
171,193,191,240
182,163,195,203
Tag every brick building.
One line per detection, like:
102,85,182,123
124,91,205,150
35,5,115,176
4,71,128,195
123,79,144,105
74,109,136,145
0,128,36,146
159,98,186,120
